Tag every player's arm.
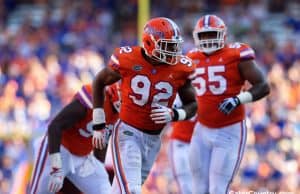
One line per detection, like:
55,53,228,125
177,79,198,120
92,67,121,149
48,99,87,154
219,59,270,115
47,99,87,192
93,67,121,110
238,60,270,101
93,83,120,162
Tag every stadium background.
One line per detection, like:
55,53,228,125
0,0,299,193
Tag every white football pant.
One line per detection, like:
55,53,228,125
111,120,161,194
189,121,247,194
169,139,192,194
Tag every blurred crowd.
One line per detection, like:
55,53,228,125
0,0,299,193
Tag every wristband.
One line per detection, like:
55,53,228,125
49,153,62,168
92,123,106,131
236,91,253,104
93,108,105,124
173,108,187,121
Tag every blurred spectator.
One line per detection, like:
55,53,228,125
276,41,300,69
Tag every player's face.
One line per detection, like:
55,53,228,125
196,31,219,49
153,40,182,64
158,41,180,53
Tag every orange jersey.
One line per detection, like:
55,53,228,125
104,82,121,125
108,46,195,131
61,84,120,156
170,118,196,143
187,42,255,128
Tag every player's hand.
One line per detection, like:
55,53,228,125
92,124,110,149
218,96,240,115
150,105,174,124
48,153,64,193
48,167,64,192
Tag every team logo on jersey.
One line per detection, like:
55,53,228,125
151,69,157,74
133,64,142,71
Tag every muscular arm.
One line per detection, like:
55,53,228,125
48,99,87,154
92,67,121,109
238,60,270,101
177,79,198,119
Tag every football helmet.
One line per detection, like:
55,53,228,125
193,15,226,54
142,17,183,65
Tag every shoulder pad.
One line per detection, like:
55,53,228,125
228,42,255,61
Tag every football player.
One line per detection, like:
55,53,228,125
30,83,120,194
91,17,198,194
187,15,270,194
168,95,196,194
